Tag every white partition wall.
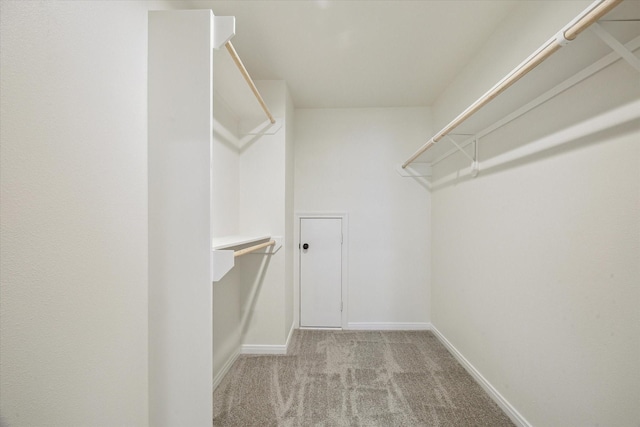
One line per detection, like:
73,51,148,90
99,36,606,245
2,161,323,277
148,10,213,426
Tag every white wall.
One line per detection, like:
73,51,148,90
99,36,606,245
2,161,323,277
212,94,242,384
294,108,432,328
212,96,241,238
0,1,169,425
284,90,296,339
430,2,640,426
238,81,295,347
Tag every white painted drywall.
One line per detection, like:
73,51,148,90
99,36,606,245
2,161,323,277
284,90,296,337
0,1,169,425
212,96,241,238
430,2,640,425
294,108,432,327
238,81,294,346
212,94,242,384
213,266,241,386
148,10,213,426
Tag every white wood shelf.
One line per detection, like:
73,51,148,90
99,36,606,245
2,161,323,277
212,235,283,283
212,235,271,250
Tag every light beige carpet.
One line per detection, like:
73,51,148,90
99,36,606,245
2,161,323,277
214,330,515,426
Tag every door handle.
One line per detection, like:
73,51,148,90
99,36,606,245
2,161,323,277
302,243,309,250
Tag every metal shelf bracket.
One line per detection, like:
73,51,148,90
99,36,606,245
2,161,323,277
445,134,480,177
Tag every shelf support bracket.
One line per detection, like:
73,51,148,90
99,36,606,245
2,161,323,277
590,22,640,73
444,135,475,162
471,136,479,177
444,134,480,177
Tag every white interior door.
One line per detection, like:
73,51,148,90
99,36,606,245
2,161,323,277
300,218,342,327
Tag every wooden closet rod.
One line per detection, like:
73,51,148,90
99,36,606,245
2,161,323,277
234,240,276,257
402,0,623,168
225,41,276,124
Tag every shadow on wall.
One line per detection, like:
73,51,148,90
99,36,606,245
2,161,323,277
427,106,640,192
213,118,262,153
237,254,272,343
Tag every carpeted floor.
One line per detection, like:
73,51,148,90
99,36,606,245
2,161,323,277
213,329,515,426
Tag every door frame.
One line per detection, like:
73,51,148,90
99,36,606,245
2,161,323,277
294,212,349,329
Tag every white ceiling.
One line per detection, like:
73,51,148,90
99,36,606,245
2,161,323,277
203,0,519,108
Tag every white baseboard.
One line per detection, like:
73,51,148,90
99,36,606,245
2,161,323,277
213,349,239,392
216,327,295,389
241,344,288,354
430,325,531,427
241,323,295,355
347,322,432,330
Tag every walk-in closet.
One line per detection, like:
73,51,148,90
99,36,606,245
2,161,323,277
1,1,638,426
